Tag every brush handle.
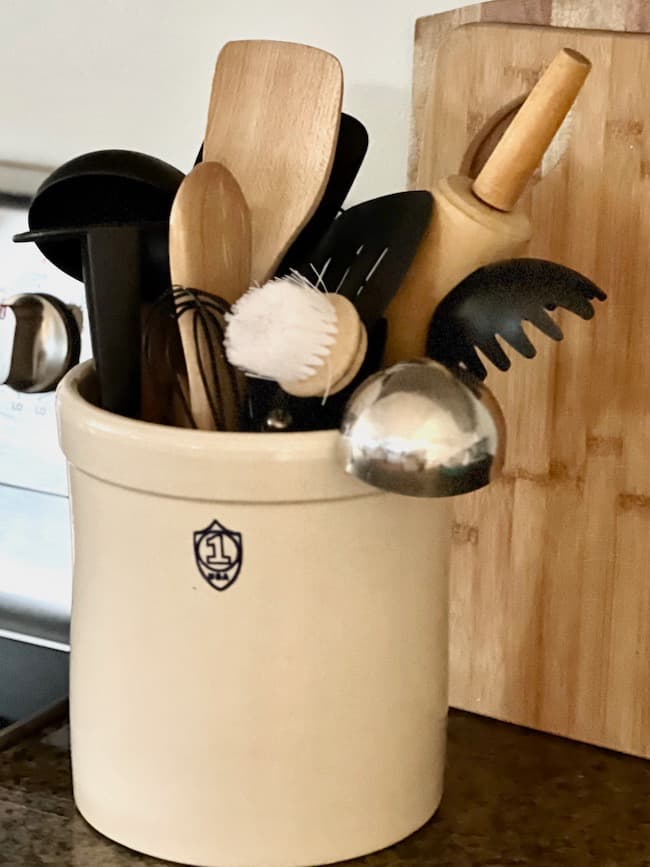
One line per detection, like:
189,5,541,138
472,48,591,212
82,226,142,417
279,294,366,398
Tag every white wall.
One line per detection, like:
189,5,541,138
3,0,483,641
2,0,473,203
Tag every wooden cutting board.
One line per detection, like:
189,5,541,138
411,1,650,757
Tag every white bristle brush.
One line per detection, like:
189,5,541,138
224,275,367,398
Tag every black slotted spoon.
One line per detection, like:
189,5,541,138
426,258,607,381
248,190,433,431
291,190,433,328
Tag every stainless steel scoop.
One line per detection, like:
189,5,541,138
338,358,506,498
0,293,81,392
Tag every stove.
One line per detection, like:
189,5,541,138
0,161,90,721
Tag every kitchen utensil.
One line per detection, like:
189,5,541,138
255,317,388,433
413,4,650,758
203,39,343,283
25,149,183,296
0,292,81,392
12,150,183,416
169,161,250,431
275,112,369,274
196,113,368,275
225,276,367,398
139,290,187,427
385,47,591,365
244,190,431,432
14,223,147,417
427,258,606,380
291,190,433,330
339,358,505,498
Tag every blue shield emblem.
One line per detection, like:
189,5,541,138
193,520,243,592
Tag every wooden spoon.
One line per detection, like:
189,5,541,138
169,161,251,430
204,40,343,284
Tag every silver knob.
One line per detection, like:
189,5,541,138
338,358,506,498
0,293,81,393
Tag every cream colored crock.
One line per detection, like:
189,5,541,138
57,360,452,867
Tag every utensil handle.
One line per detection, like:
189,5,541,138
82,226,142,417
472,48,591,212
175,302,241,431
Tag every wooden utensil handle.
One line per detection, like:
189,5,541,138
279,294,365,397
472,47,591,212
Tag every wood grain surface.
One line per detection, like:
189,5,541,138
411,0,650,757
409,0,650,183
204,40,342,284
170,163,250,431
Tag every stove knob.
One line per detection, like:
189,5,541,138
0,293,81,393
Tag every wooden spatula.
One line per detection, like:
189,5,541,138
203,40,343,284
169,161,251,430
276,112,369,275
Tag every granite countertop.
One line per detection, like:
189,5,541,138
1,709,649,867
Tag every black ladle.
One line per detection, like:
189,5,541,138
26,149,183,289
13,150,184,416
426,258,607,380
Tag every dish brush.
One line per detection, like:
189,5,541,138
224,275,367,398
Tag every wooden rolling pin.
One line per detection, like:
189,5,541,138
384,47,591,365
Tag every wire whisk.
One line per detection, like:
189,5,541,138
142,286,246,431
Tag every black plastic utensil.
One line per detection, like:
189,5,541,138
26,150,183,295
14,223,163,417
291,190,433,329
246,191,432,432
13,150,184,416
426,258,607,380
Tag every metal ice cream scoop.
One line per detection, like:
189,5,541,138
0,293,81,393
338,358,505,498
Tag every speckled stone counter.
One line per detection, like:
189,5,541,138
1,710,649,866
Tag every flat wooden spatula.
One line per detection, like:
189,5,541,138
169,161,251,430
204,40,343,284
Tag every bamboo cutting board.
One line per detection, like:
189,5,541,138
412,1,650,757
